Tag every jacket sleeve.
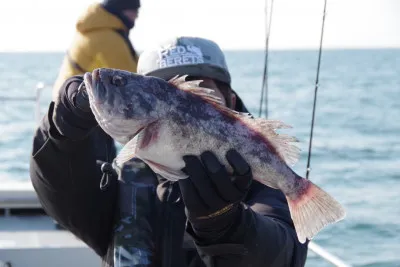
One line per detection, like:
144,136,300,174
187,181,309,267
91,31,138,73
29,101,117,257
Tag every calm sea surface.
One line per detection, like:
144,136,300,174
0,49,399,266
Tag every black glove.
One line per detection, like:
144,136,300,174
52,75,97,140
178,149,253,244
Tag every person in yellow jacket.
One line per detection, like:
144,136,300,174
52,0,140,101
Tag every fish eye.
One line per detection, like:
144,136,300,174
111,75,127,86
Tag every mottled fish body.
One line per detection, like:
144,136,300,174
83,68,346,244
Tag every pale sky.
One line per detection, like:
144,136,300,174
0,0,399,52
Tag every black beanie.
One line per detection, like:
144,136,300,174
102,0,140,12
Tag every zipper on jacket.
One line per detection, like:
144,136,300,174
99,138,113,191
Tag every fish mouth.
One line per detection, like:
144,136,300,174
83,69,105,105
83,72,94,98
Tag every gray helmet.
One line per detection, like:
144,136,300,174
137,36,231,85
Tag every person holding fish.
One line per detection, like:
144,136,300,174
51,0,141,102
29,37,345,267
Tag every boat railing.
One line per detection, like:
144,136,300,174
0,82,45,124
0,83,353,267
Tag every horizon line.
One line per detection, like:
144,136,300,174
1,46,400,53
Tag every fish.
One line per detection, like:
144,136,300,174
83,67,346,244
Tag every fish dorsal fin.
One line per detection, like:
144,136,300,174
114,135,139,166
249,117,300,166
168,75,187,86
169,75,225,105
168,75,253,117
170,75,300,165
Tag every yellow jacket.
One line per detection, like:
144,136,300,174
52,3,138,100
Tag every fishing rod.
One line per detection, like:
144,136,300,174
305,0,327,179
256,2,352,265
258,0,274,118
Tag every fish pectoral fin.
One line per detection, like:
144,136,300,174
137,121,161,150
141,158,188,181
114,136,139,166
250,117,301,166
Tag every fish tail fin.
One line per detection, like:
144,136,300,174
286,178,346,244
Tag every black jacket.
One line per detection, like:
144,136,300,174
29,78,308,267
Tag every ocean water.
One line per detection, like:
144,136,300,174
0,49,399,266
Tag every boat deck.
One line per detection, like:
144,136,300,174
0,183,352,267
0,183,100,267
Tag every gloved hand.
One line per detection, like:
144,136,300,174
178,149,253,244
52,75,97,140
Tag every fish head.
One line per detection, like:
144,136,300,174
83,68,168,144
